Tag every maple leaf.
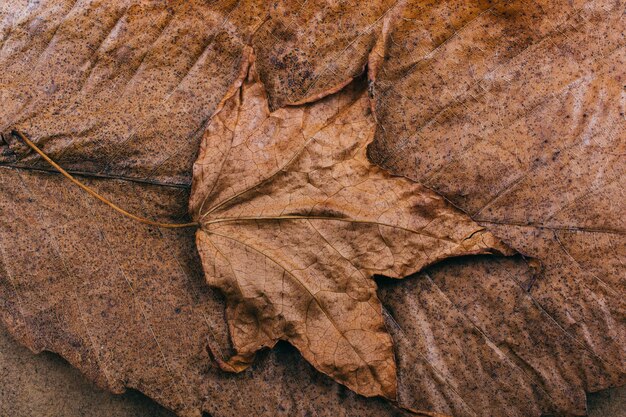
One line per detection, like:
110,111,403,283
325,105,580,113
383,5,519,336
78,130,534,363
189,52,511,398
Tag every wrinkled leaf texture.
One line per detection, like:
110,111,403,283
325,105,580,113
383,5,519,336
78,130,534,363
0,1,624,416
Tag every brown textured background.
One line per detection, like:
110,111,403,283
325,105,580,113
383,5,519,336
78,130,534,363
1,1,623,416
2,295,624,417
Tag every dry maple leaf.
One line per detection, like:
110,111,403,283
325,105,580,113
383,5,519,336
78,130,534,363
189,53,511,399
1,42,507,417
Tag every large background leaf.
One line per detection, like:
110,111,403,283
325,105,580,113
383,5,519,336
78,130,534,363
367,0,625,376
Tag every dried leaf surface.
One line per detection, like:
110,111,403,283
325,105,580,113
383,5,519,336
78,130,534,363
367,0,626,373
0,0,624,416
249,0,398,108
1,0,266,184
381,255,623,416
0,0,390,182
189,57,509,399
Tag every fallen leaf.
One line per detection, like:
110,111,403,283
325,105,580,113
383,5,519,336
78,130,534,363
366,0,626,374
189,54,509,399
380,255,624,416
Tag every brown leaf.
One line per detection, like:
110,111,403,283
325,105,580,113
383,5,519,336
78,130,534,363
366,0,626,376
384,255,623,416
189,55,509,399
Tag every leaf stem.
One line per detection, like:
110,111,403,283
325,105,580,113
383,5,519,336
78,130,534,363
12,130,198,229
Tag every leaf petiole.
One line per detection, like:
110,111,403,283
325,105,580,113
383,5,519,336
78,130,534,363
12,130,199,229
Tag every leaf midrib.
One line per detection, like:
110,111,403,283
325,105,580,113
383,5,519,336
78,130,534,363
203,215,474,245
